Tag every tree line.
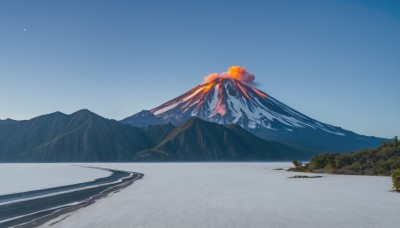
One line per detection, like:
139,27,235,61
289,136,400,191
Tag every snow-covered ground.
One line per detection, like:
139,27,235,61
37,162,400,228
0,164,110,195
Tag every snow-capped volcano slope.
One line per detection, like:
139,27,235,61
123,78,384,153
150,78,344,135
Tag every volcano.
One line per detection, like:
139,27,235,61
123,67,383,153
147,78,343,133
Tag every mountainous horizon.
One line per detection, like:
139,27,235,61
0,109,151,162
0,118,18,126
123,66,384,153
0,67,388,160
0,109,309,162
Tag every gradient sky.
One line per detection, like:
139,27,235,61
0,0,399,138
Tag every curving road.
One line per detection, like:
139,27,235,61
0,166,143,228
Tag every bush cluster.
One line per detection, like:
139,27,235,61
289,136,400,176
392,168,400,192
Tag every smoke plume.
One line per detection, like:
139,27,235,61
203,66,255,84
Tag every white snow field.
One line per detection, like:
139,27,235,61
0,164,110,195
38,162,400,228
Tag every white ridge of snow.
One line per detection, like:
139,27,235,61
248,121,256,129
181,87,204,102
320,128,346,136
153,102,180,115
232,112,243,124
208,84,219,111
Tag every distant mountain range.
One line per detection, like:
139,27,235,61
0,119,18,126
0,110,309,162
123,77,384,153
0,72,386,162
0,110,150,162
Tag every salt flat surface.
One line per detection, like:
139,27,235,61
0,164,110,195
42,163,400,228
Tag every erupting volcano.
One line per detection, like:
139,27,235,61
152,77,269,127
131,66,342,133
123,66,383,153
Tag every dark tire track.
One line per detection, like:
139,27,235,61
0,166,143,228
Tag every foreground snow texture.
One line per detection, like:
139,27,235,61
0,164,110,195
36,163,399,228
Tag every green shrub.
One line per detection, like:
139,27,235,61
291,137,400,176
391,168,400,192
309,154,338,170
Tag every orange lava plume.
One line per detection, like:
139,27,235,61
202,82,214,92
203,66,255,84
227,66,246,79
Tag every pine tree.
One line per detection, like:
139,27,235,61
391,168,400,192
393,136,399,148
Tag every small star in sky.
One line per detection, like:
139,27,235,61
23,28,27,32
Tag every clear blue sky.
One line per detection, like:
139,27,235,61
0,0,399,138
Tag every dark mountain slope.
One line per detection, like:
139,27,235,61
134,117,310,161
0,119,18,126
122,110,167,127
141,122,175,145
252,126,383,155
0,111,313,162
0,110,151,162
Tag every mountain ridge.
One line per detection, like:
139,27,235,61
0,109,151,162
0,109,308,162
134,117,309,161
0,118,18,125
123,78,384,153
